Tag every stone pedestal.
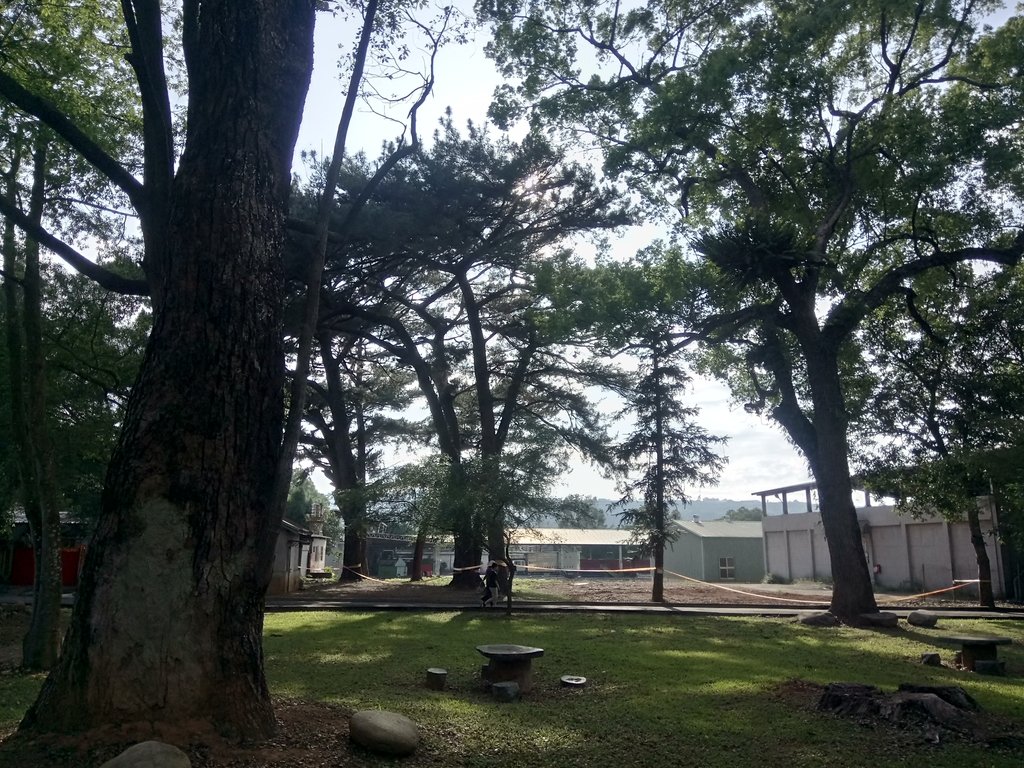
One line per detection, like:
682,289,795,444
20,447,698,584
476,644,544,693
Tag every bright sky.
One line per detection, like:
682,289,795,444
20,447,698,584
298,4,809,501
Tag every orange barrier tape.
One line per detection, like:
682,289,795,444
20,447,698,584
340,565,389,584
524,565,657,574
875,579,980,603
663,569,827,604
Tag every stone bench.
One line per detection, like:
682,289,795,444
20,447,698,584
934,634,1012,672
476,643,544,693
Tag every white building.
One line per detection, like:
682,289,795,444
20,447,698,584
757,483,1006,598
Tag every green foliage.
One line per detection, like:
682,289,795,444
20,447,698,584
723,505,764,522
855,264,1024,546
311,119,629,542
285,473,332,527
547,494,606,528
0,259,147,520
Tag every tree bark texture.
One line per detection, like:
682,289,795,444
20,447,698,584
338,508,368,581
20,138,64,670
800,341,878,620
966,502,995,609
21,0,315,738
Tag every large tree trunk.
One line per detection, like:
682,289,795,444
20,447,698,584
338,508,367,582
20,1,315,739
410,529,427,582
3,137,62,670
450,527,483,589
802,346,878,621
966,501,995,609
20,138,63,671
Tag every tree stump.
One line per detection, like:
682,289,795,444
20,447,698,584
818,683,979,734
425,667,447,690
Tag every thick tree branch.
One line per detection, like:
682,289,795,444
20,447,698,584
826,237,1024,346
0,194,150,296
0,70,145,207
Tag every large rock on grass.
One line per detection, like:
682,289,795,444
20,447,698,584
859,611,899,628
350,710,420,757
99,741,190,768
907,610,938,628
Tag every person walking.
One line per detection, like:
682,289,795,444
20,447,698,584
481,561,498,607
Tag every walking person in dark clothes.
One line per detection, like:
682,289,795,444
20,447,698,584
481,561,498,607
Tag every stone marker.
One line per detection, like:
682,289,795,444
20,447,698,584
920,652,942,667
492,681,520,702
907,610,938,628
99,741,191,768
350,710,420,757
425,667,447,690
796,611,839,627
859,611,899,628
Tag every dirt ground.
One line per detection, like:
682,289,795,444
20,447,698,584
280,572,997,610
0,579,1009,766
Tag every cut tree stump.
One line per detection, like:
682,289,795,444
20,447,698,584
818,683,979,734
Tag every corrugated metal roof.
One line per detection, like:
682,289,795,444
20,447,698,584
673,519,763,539
507,527,635,547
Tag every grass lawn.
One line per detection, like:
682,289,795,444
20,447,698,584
264,611,1023,767
1,611,1022,766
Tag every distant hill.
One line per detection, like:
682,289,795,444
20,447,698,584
537,497,788,528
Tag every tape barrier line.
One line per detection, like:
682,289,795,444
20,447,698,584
522,565,657,574
875,579,980,603
341,565,389,584
662,569,826,604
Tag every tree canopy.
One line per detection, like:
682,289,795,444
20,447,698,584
479,0,1024,619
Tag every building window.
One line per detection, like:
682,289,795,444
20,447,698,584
719,557,736,580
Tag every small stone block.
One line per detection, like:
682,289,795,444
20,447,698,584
560,675,587,688
491,681,520,702
974,660,1006,676
907,610,938,628
920,653,942,667
425,667,447,690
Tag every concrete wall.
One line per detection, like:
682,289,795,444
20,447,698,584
269,533,303,595
664,532,704,580
762,500,1005,598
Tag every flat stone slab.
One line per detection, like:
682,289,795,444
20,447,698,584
350,710,419,757
934,635,1013,672
99,741,191,768
476,644,545,661
477,644,545,693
